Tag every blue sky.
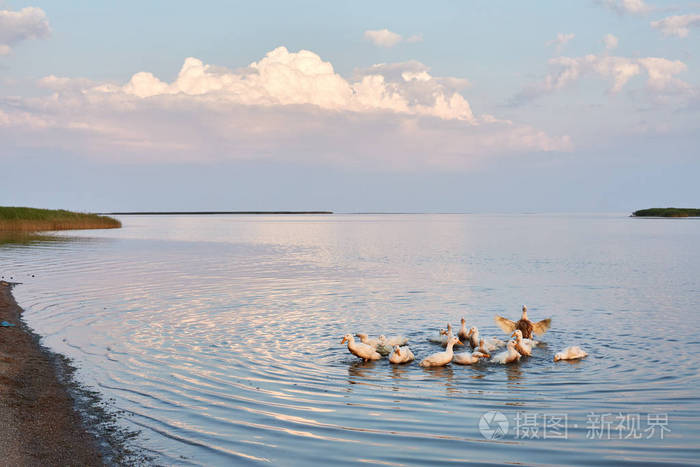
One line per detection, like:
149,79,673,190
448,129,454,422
1,0,699,212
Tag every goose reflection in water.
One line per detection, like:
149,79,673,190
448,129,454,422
344,360,462,395
346,360,379,391
505,364,524,385
421,365,459,395
390,364,410,392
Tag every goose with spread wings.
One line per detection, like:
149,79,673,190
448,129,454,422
495,305,551,339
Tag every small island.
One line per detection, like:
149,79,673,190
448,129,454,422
632,208,700,218
0,206,121,232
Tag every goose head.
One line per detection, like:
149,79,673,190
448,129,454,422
521,305,528,320
393,345,401,356
341,334,354,344
511,329,524,342
447,336,464,347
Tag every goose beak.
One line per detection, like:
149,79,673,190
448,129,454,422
457,340,464,346
511,332,517,338
341,337,347,344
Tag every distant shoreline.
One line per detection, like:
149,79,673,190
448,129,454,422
103,211,333,215
632,208,700,218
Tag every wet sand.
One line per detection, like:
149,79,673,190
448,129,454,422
0,281,104,465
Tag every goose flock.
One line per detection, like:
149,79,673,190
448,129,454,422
340,305,588,366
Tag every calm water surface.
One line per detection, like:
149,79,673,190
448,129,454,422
2,214,699,465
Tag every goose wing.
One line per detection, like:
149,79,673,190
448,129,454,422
532,318,551,335
494,316,517,334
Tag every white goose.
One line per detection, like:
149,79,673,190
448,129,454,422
511,330,532,357
467,327,505,351
471,339,492,359
490,340,522,364
342,334,381,362
355,333,392,356
440,323,456,347
428,323,453,345
381,334,409,347
427,328,446,344
375,336,395,356
452,348,487,365
389,345,415,364
458,317,469,343
554,346,588,362
355,333,379,347
420,336,462,367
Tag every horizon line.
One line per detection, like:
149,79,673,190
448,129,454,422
99,211,639,216
101,211,334,215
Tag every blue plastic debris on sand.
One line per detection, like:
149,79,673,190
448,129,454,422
1,321,16,327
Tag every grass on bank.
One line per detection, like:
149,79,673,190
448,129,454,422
0,207,121,232
632,208,700,218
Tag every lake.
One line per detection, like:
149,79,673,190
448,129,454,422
2,214,699,465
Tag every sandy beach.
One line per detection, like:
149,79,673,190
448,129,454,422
0,281,104,465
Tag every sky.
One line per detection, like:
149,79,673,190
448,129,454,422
1,0,699,213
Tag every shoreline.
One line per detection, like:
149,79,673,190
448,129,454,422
0,207,121,232
0,281,143,465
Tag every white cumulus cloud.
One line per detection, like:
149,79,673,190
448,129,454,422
0,7,50,55
364,29,421,47
513,36,691,103
600,0,651,14
117,47,477,122
0,47,571,169
603,33,619,50
651,14,700,37
637,57,688,91
546,33,575,52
